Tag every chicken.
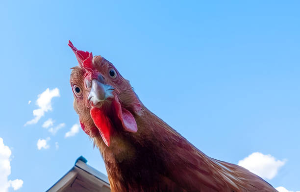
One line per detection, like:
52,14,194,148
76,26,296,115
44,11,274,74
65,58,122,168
68,41,277,192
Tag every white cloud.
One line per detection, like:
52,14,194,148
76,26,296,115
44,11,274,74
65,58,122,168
0,138,23,192
24,88,60,126
9,179,23,191
28,100,31,104
238,152,286,180
276,186,300,192
55,142,59,150
37,137,50,150
48,123,65,135
42,118,54,128
65,124,80,138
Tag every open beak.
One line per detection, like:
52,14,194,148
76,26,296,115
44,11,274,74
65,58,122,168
88,79,114,106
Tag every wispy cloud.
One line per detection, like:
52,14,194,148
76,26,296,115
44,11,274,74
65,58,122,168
55,142,59,150
25,88,60,126
238,152,286,180
276,186,300,192
65,124,80,138
42,118,54,128
48,123,65,135
28,100,31,104
37,137,50,150
0,137,23,192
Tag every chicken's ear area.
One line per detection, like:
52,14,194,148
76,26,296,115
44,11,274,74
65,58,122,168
113,96,138,133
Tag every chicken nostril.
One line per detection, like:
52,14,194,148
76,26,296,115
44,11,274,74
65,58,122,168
98,74,105,83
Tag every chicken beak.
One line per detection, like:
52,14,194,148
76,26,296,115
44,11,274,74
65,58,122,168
88,78,115,147
88,79,114,106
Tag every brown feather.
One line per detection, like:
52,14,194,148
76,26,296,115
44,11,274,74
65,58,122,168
70,56,277,192
92,108,277,192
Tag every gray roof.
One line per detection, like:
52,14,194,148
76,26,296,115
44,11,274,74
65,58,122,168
47,156,110,192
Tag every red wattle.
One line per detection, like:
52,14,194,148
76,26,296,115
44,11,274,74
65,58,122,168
80,121,99,137
112,97,138,133
90,107,113,147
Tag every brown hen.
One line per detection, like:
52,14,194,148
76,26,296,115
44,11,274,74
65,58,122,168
69,41,277,192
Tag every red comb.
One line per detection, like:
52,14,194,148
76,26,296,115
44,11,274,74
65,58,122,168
68,40,93,70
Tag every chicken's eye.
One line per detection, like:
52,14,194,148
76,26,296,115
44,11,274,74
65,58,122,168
109,69,117,79
72,85,83,97
75,87,80,93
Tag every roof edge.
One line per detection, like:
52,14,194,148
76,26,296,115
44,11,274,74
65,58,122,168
75,156,88,164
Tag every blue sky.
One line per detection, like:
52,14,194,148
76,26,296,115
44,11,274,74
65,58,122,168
0,1,299,191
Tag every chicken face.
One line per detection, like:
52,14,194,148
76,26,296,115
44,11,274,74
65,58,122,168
69,41,142,147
